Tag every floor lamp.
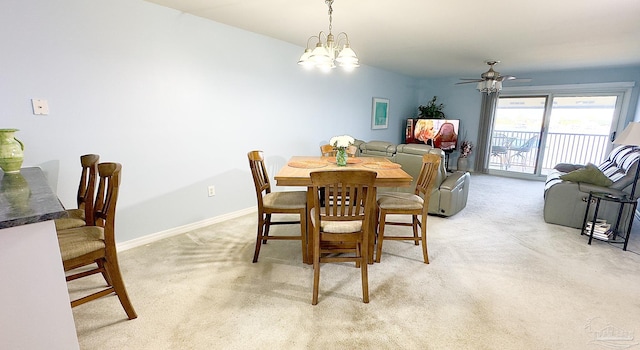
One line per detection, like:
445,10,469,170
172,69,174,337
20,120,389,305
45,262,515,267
613,122,640,200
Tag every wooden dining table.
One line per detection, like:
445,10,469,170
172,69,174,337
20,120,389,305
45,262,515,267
274,156,413,264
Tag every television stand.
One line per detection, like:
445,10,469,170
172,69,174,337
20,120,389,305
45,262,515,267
444,149,454,172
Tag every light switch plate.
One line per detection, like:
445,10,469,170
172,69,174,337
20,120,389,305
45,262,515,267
31,99,49,115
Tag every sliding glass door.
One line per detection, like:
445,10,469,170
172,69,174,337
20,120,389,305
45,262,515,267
488,93,624,178
489,96,546,175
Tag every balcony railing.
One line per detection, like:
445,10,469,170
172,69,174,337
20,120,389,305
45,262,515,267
490,130,610,174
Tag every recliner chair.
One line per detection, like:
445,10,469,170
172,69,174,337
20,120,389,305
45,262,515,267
354,140,470,216
544,145,640,228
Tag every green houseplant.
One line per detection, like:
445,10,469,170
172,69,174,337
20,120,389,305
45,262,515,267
418,96,445,119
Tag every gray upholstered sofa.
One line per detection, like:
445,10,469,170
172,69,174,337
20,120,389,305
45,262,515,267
544,145,640,228
353,140,470,216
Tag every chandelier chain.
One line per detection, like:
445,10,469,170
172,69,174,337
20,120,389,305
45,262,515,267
326,0,333,33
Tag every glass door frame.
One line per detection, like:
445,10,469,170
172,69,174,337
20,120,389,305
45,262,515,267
486,82,635,180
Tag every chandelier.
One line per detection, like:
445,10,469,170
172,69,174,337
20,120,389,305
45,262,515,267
297,0,359,72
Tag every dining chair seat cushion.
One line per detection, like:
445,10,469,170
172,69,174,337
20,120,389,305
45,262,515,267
55,208,86,230
262,191,307,209
57,226,105,261
377,192,424,210
310,208,363,233
66,208,85,219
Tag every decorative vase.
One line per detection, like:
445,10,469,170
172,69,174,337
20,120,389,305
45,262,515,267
457,156,469,172
1,173,31,214
0,129,24,173
336,148,348,166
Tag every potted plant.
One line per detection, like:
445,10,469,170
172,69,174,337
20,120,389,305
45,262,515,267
418,96,445,119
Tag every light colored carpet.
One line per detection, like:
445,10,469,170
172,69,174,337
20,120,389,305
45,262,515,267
70,174,640,350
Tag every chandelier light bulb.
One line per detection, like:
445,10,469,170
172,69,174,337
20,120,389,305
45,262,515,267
336,44,359,68
297,49,315,69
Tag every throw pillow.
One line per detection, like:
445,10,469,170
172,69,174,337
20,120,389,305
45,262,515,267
560,163,613,187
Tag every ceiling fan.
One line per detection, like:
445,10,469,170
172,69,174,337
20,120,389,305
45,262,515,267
456,60,530,92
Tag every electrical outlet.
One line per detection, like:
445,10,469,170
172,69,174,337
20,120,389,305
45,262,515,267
208,185,215,197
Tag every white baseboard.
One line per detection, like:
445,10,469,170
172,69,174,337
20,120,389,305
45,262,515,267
116,207,257,252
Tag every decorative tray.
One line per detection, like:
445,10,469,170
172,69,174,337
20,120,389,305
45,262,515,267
362,162,402,169
325,157,363,164
287,160,329,169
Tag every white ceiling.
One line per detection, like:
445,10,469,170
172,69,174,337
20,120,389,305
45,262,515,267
143,0,640,79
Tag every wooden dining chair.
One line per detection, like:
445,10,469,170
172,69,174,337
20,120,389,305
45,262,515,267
56,162,137,319
376,154,440,264
54,154,99,231
320,144,336,157
309,170,377,305
347,144,358,157
247,150,308,263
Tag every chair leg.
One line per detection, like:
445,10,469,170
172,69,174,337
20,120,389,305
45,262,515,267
312,231,321,305
420,212,429,264
412,215,419,245
103,256,137,319
375,210,386,263
299,208,308,263
97,259,112,286
360,241,369,303
253,212,266,263
263,214,272,244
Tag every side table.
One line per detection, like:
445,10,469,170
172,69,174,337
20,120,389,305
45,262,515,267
580,191,637,251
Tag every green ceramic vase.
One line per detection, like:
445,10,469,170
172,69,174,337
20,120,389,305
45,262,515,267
336,148,348,166
0,129,24,173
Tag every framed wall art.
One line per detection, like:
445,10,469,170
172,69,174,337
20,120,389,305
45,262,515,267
371,97,389,130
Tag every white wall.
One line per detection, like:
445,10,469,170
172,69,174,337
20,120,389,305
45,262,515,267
0,0,418,242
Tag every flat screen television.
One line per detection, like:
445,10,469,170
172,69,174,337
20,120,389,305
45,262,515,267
405,118,460,152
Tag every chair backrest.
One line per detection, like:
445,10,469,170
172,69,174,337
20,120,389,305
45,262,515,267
320,144,336,157
598,145,640,191
513,136,538,152
346,145,358,157
77,154,99,225
493,133,517,147
247,151,271,209
93,162,121,248
310,170,377,228
415,154,441,203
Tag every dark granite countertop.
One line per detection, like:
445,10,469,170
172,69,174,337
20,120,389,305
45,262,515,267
0,167,67,229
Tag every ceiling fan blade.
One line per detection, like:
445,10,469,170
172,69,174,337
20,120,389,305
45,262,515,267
511,78,532,82
459,78,481,80
455,80,482,85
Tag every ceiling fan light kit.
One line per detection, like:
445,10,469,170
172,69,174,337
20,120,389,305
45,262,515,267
297,0,359,72
477,80,502,94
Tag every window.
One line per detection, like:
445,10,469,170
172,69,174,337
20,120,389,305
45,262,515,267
487,82,634,179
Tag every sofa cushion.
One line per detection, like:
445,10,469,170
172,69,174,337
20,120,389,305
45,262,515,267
358,141,396,157
598,145,640,189
396,143,432,155
559,163,613,187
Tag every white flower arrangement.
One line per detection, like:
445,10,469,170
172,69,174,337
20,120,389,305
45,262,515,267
330,135,355,149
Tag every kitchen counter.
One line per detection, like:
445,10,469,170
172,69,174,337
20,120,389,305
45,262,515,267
0,167,67,228
0,167,79,349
